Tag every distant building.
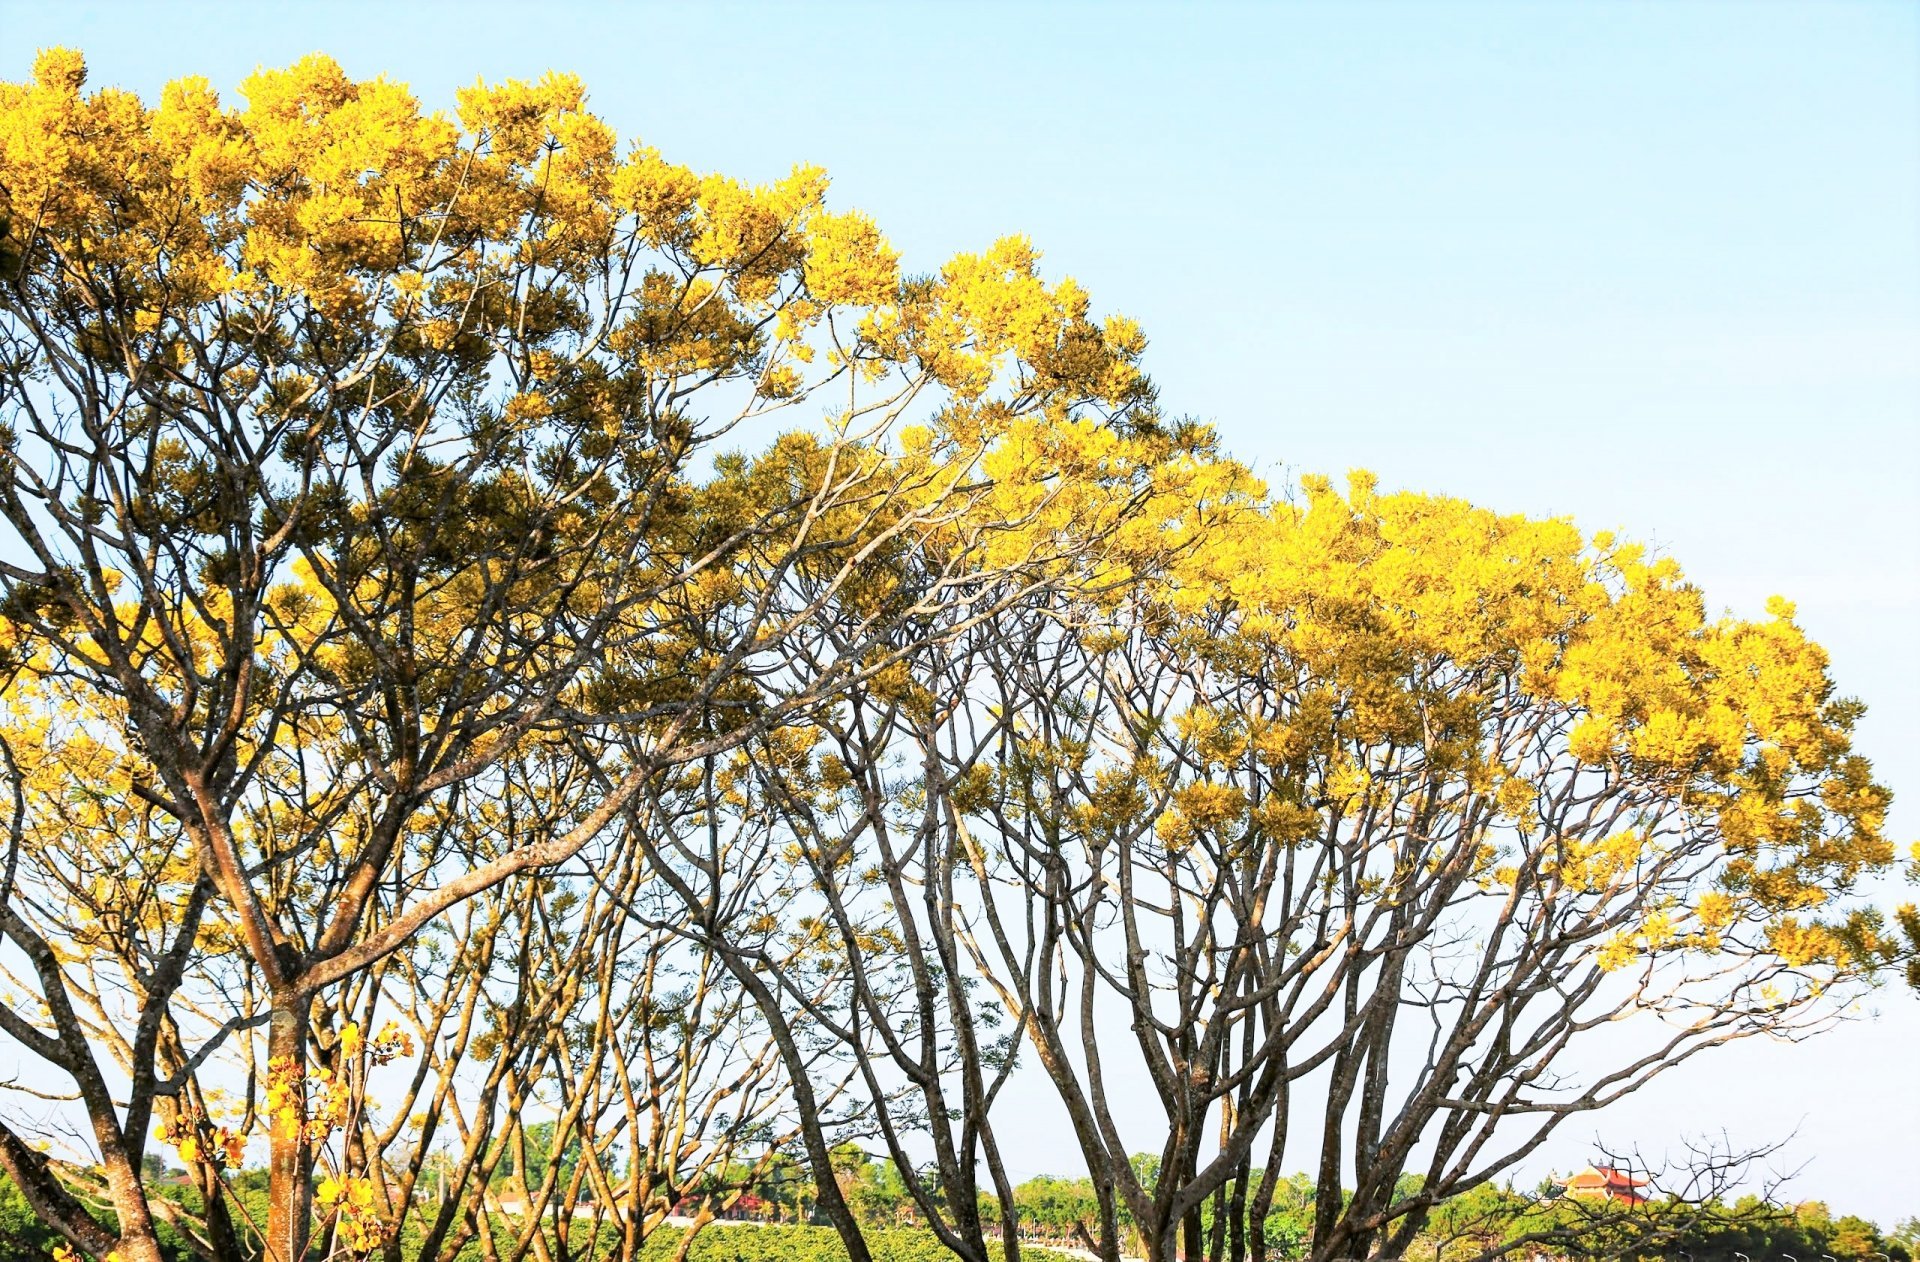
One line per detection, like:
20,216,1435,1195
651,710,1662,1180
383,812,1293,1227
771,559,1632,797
1556,1166,1650,1207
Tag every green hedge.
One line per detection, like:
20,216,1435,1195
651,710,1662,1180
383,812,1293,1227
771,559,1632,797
637,1224,1080,1262
0,1172,1084,1262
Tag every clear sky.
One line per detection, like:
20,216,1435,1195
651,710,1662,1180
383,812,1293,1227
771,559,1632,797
4,0,1916,1226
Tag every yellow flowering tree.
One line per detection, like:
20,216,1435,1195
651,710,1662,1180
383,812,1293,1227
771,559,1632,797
926,474,1904,1262
0,49,1164,1262
0,46,1906,1262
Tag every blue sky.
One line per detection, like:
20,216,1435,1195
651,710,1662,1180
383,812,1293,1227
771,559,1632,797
4,0,1916,1224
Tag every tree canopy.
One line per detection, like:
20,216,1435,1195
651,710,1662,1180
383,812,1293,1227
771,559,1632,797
0,49,1910,1262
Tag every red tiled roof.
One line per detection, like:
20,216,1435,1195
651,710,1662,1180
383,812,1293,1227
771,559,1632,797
1558,1166,1650,1205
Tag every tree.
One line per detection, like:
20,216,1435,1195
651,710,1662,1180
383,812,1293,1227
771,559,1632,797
932,475,1902,1262
846,1154,912,1229
2,47,1910,1262
603,413,1247,1262
0,49,1157,1262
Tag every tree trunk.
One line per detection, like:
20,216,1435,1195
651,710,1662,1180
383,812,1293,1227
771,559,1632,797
99,1163,169,1262
1181,1194,1203,1262
266,1003,312,1262
1246,1113,1285,1262
722,960,874,1262
0,1119,165,1262
1224,1151,1249,1262
190,1160,247,1262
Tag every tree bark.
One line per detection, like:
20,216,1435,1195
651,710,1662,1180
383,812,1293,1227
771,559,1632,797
0,1122,125,1261
266,1003,312,1262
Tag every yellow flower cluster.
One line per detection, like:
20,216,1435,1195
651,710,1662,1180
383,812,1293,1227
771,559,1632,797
1126,473,1903,975
157,1111,247,1170
317,1173,386,1252
0,49,1159,441
339,1019,416,1065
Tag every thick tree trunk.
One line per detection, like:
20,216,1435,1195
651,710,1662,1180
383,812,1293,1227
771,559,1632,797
98,1155,169,1262
266,1004,312,1262
87,1132,168,1262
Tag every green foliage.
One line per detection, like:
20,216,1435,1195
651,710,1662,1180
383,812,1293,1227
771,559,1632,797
0,1170,59,1261
1002,1164,1317,1258
635,1224,1079,1262
492,1119,584,1192
841,1151,915,1229
0,1168,203,1262
1419,1185,1913,1262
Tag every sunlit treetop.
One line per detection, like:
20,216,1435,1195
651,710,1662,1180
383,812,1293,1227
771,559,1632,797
0,46,1247,817
1160,472,1901,971
0,47,1155,433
